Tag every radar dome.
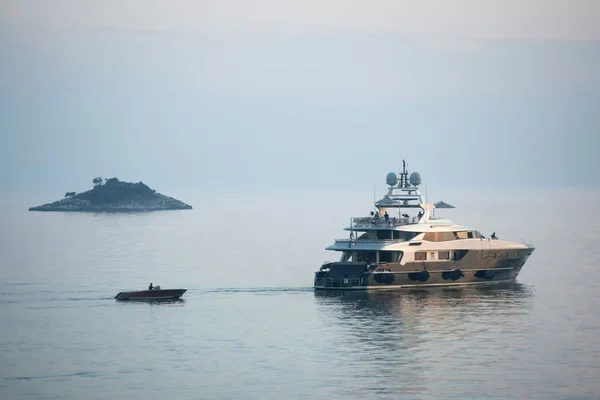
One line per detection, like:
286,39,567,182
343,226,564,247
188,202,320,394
386,172,398,186
409,172,421,186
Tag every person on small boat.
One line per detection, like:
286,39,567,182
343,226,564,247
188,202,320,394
148,283,154,290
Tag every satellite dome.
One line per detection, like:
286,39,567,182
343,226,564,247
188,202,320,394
409,172,421,186
386,172,398,186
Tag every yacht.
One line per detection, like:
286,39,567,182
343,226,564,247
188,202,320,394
314,161,535,290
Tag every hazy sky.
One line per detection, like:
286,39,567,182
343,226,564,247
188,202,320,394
1,1,599,197
3,1,600,39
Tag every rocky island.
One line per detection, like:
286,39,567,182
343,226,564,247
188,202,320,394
29,177,192,212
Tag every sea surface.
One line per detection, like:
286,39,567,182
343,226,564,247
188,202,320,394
1,188,599,400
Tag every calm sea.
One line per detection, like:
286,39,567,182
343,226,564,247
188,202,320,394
1,188,599,400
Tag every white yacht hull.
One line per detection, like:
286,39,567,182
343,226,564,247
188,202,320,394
314,248,534,290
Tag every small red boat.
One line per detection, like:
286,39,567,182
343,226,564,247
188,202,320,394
115,286,187,300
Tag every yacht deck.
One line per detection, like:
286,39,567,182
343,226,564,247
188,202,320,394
334,238,403,247
349,216,419,229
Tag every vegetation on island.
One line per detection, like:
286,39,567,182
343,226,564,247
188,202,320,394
29,177,192,212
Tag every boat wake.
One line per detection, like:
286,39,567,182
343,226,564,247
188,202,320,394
199,287,313,295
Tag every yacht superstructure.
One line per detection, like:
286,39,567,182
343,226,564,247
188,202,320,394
314,161,535,290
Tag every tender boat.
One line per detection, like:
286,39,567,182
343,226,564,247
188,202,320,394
314,160,535,290
115,285,187,300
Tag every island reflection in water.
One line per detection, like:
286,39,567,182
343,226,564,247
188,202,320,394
312,283,535,399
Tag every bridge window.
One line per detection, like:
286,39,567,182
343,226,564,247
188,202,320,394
423,232,456,242
424,230,484,241
405,231,421,241
453,231,483,239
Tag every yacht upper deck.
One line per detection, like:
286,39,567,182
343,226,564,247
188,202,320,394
344,215,456,231
341,160,457,232
349,216,420,228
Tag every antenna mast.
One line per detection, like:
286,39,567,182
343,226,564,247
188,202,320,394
400,159,408,188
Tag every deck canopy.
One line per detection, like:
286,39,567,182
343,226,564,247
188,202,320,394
434,201,456,209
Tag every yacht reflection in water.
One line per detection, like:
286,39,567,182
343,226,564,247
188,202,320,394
314,282,533,320
312,283,535,397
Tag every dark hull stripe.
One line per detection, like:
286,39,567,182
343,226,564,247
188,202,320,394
314,279,516,290
370,266,515,274
117,296,183,300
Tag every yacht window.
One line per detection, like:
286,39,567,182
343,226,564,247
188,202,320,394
405,232,421,241
453,250,469,261
438,251,450,260
423,232,457,242
357,251,377,263
377,230,395,240
467,231,473,239
415,252,427,261
380,251,403,263
455,231,470,239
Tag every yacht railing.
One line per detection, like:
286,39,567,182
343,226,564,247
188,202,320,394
480,235,535,249
518,237,535,248
352,216,419,227
315,278,361,288
315,278,333,287
334,239,401,245
340,278,361,287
